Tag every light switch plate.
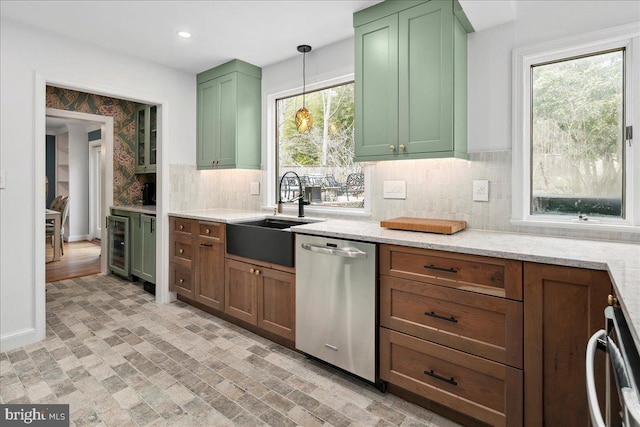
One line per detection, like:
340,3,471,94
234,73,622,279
250,181,260,195
473,180,489,202
383,180,406,199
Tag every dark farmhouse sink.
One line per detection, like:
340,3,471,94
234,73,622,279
226,218,316,267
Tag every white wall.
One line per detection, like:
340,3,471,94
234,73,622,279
67,124,89,240
467,0,640,152
0,17,196,351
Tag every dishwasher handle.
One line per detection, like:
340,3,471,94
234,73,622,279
586,329,607,427
301,243,368,259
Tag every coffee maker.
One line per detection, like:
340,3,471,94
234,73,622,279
142,183,156,205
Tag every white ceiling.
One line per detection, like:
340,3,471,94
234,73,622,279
0,1,515,75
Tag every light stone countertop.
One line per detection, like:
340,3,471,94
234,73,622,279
169,208,640,347
111,205,157,215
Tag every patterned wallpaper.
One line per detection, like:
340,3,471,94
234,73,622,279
46,86,151,205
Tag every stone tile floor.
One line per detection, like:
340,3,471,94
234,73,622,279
0,274,461,427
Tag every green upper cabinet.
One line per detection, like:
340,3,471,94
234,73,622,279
135,105,157,173
197,59,262,170
354,0,472,162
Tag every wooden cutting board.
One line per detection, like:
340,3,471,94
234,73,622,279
380,217,467,234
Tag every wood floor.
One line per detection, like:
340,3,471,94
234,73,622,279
46,239,102,282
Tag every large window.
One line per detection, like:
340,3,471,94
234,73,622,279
276,82,364,209
512,25,639,232
531,50,624,218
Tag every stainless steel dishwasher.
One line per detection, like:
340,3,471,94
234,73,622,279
295,234,377,384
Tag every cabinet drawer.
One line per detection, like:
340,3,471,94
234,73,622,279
380,328,522,427
381,276,522,368
170,263,194,299
171,217,194,236
380,244,523,300
170,234,193,267
198,221,224,242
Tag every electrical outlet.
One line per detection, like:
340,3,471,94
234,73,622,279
383,181,406,199
473,180,489,202
250,182,260,195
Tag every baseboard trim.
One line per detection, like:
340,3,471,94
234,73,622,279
68,235,90,242
0,327,38,352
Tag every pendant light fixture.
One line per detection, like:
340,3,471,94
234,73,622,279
295,44,312,133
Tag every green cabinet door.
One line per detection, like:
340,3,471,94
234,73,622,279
398,1,454,154
354,0,469,162
135,105,157,174
197,73,237,168
129,212,143,278
124,211,155,284
139,214,156,284
355,14,399,159
197,59,261,170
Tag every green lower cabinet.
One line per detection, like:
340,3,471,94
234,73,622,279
139,214,156,284
130,213,156,284
354,0,470,162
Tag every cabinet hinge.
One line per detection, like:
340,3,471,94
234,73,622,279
626,126,633,145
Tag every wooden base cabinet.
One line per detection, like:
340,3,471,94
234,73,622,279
380,328,523,427
379,244,523,426
523,263,610,427
195,221,225,311
225,258,295,341
169,218,225,310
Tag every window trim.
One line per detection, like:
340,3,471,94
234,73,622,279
512,23,640,233
265,73,372,217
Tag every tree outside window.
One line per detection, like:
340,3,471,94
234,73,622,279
531,49,624,218
276,82,364,208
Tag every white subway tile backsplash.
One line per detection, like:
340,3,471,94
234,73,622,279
169,151,638,243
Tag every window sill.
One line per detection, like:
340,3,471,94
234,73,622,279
510,218,640,234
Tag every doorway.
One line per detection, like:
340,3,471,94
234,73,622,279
44,110,114,280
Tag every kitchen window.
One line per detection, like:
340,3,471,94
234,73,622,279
274,81,366,211
512,24,640,232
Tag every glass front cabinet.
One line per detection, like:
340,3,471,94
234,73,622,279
135,104,157,174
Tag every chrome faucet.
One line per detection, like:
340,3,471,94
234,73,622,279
278,171,309,218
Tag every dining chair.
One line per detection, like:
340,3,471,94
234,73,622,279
46,196,70,256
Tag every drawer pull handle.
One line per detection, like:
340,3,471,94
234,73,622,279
424,370,457,386
179,279,184,284
179,225,184,230
205,229,210,234
200,243,213,248
424,311,458,323
424,264,458,274
178,249,184,254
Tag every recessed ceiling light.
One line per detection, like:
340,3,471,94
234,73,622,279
177,31,192,39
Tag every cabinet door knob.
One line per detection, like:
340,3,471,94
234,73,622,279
254,269,260,276
179,225,184,230
399,144,406,151
178,249,184,254
389,145,396,151
608,294,618,306
179,279,184,284
211,160,215,165
250,268,255,273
